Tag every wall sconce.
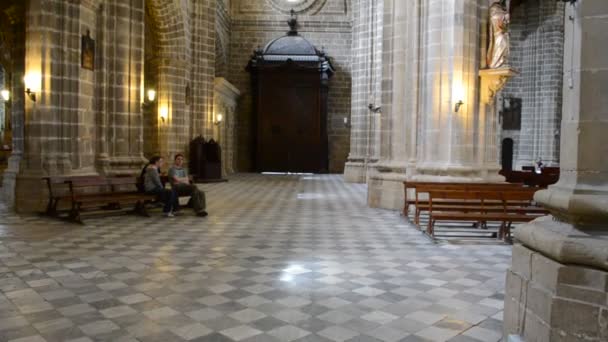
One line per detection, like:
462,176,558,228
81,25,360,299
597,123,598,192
454,100,464,113
215,113,223,125
23,73,41,102
147,89,156,102
1,89,9,102
343,116,351,128
158,106,168,123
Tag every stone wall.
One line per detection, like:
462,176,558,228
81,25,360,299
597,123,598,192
500,0,564,169
215,0,231,79
229,0,352,173
1,0,217,212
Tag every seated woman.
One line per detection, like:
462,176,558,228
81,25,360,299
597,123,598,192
168,154,208,217
144,156,179,217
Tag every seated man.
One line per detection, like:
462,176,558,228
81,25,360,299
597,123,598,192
144,156,179,217
168,154,208,217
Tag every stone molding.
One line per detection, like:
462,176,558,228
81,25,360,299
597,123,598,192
266,0,328,15
214,77,241,109
514,215,608,272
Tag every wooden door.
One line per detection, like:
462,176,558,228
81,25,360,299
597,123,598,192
257,70,323,173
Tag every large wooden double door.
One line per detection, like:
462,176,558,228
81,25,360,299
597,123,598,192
256,70,328,173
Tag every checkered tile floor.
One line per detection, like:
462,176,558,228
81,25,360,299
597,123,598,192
0,174,510,342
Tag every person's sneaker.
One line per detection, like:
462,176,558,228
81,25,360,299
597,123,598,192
164,212,175,218
197,211,208,217
173,211,182,216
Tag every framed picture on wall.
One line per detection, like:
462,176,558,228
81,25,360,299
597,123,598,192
81,30,95,70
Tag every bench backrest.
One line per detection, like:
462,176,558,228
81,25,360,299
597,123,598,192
427,189,535,212
45,176,105,197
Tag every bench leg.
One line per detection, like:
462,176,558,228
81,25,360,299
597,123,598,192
46,199,59,217
427,219,434,237
135,201,150,217
68,204,83,224
505,222,513,243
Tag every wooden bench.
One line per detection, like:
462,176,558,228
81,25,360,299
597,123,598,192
404,182,531,225
44,176,156,223
426,190,545,241
44,176,105,217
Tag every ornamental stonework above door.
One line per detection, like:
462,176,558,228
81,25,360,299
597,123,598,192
267,0,328,14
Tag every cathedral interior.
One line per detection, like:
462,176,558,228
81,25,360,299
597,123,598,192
0,0,606,341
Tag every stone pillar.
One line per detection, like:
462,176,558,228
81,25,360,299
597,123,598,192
15,0,84,211
503,1,608,341
414,0,492,182
214,77,241,176
344,0,382,183
367,0,420,209
96,0,146,176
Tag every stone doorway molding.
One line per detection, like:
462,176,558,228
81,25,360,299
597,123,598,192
266,0,327,14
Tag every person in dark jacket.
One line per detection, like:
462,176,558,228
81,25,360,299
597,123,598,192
144,156,178,217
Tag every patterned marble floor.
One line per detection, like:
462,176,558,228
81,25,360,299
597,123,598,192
0,174,511,342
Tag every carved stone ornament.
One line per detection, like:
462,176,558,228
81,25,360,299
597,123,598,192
267,0,327,14
479,67,518,104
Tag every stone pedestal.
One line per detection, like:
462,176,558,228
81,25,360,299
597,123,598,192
504,1,608,340
505,241,607,341
344,159,368,183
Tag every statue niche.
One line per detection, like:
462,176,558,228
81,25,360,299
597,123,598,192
487,0,510,69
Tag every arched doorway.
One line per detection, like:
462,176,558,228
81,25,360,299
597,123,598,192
247,15,334,173
501,138,514,171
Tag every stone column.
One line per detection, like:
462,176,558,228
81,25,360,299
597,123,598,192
414,0,499,182
367,0,420,209
96,0,147,176
344,0,382,183
14,0,85,211
503,1,608,341
214,77,241,176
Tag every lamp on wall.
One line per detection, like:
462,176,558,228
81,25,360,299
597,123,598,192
343,116,351,128
454,100,464,113
215,113,223,126
1,89,9,102
147,89,156,102
23,73,41,102
159,106,168,123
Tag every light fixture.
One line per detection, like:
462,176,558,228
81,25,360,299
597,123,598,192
23,73,41,102
147,89,156,102
454,100,464,113
159,106,168,123
1,89,9,101
343,116,351,128
215,113,223,125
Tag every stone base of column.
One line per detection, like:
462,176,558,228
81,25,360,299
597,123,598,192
14,172,50,213
413,163,505,183
504,243,607,341
343,159,367,183
1,153,22,209
504,215,608,341
367,162,408,210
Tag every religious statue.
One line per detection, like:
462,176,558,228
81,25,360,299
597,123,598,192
487,0,510,69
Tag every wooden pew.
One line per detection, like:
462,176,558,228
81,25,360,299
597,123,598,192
404,182,530,225
426,190,545,241
45,176,156,223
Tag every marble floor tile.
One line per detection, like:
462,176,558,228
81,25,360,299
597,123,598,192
0,174,511,341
